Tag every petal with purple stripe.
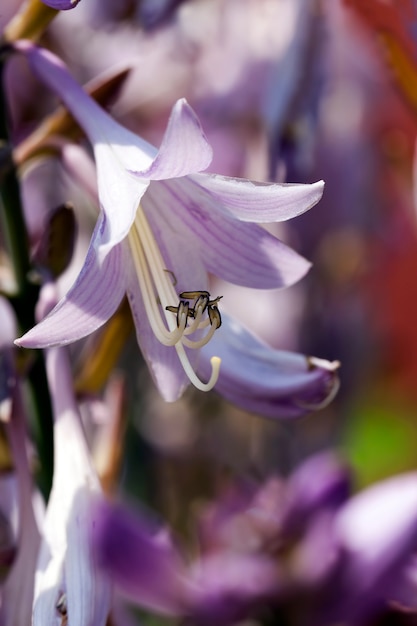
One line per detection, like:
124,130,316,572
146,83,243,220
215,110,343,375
16,222,127,348
190,174,325,223
128,99,213,180
146,180,311,289
199,315,339,418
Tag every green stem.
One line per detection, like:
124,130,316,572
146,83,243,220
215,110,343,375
0,54,53,498
0,112,31,297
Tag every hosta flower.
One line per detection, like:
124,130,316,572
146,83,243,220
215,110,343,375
91,498,281,626
40,0,80,9
32,286,111,626
14,42,324,401
92,455,417,626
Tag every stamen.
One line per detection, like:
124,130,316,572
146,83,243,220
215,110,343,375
180,290,210,300
182,321,219,349
175,349,221,391
194,294,209,313
128,227,184,346
166,301,195,327
208,305,222,328
183,304,209,335
182,294,208,335
176,301,192,329
127,206,222,391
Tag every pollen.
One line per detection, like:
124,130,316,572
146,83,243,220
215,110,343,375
127,206,221,392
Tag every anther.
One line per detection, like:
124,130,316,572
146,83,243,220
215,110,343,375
176,301,192,329
166,301,195,328
208,305,222,328
194,294,210,314
180,290,210,300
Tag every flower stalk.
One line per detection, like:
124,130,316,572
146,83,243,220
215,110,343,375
2,0,58,44
0,52,53,497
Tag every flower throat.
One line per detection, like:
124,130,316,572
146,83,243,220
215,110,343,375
127,206,221,391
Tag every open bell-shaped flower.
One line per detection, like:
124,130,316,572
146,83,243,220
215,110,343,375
13,42,324,402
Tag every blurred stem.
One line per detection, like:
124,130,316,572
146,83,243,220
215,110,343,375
2,0,58,43
0,56,53,498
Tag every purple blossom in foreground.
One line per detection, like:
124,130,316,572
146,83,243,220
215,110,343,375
60,146,339,418
13,42,326,404
91,453,417,626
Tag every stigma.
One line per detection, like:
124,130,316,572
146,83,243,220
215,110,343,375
127,206,221,392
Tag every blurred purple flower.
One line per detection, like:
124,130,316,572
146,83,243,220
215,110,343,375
0,300,40,626
0,297,18,420
13,42,325,403
316,472,417,625
1,385,41,626
39,0,80,9
139,0,186,29
91,453,417,625
91,498,281,625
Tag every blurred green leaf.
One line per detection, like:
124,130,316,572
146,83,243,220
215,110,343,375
343,395,417,488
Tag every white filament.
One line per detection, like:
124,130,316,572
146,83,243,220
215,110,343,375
127,206,221,391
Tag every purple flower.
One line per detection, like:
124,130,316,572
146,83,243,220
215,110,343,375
316,472,417,625
13,42,324,402
0,301,40,626
39,0,81,9
139,0,186,29
91,454,417,626
0,374,41,626
91,499,281,625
